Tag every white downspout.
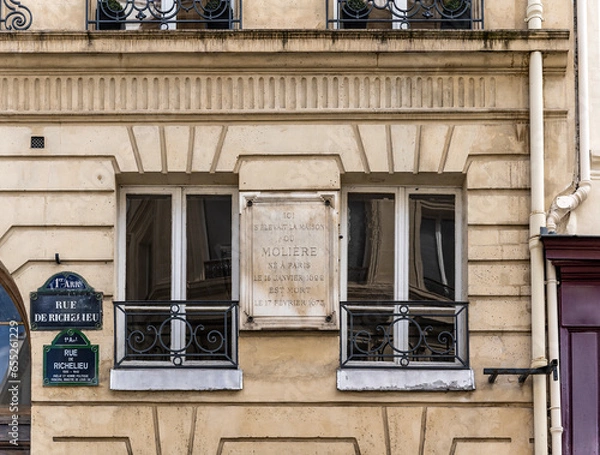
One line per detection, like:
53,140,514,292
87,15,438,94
546,260,562,455
543,1,594,454
526,2,548,455
547,0,592,232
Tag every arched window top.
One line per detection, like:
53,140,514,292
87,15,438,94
0,264,31,451
0,284,23,322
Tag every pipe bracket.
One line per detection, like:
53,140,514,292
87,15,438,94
483,359,558,384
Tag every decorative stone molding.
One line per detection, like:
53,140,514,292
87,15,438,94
0,74,502,115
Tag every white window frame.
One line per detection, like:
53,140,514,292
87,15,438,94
110,185,242,391
337,186,474,391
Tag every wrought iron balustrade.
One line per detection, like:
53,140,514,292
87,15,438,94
340,300,469,368
114,300,238,368
327,0,483,30
87,0,241,31
0,0,32,30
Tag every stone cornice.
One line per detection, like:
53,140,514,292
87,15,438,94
0,30,570,119
0,29,570,58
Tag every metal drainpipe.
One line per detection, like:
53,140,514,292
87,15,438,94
543,0,594,454
547,0,592,232
546,260,562,455
526,1,548,455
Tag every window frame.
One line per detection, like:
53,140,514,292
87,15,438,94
0,271,31,451
111,186,242,390
340,186,463,303
116,186,240,303
338,185,473,391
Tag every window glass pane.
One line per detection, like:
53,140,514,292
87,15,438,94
0,284,31,421
0,286,21,322
347,193,395,300
409,194,455,301
124,305,172,362
346,307,395,362
184,307,234,362
344,303,458,365
186,195,232,300
408,307,457,363
126,195,172,301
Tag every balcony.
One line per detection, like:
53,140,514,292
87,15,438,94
328,0,482,29
1,0,485,31
0,0,33,30
86,0,242,30
340,300,469,368
113,300,238,368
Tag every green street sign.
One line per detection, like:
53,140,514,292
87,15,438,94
43,329,99,386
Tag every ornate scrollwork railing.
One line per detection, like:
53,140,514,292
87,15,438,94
87,0,241,30
341,300,469,367
327,0,483,30
0,0,32,30
114,300,238,368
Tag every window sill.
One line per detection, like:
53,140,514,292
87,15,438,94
337,368,475,391
110,368,243,391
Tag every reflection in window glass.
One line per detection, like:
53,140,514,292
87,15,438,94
409,194,455,301
126,195,172,301
0,283,31,449
183,308,234,361
347,193,395,300
346,307,394,362
343,190,462,367
187,195,232,301
407,308,457,363
0,288,21,323
123,304,172,362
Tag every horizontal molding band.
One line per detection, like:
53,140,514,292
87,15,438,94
0,30,572,55
0,110,569,123
0,74,504,114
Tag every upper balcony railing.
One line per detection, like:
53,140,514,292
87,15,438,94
0,0,32,30
3,0,483,31
327,0,483,30
86,0,242,30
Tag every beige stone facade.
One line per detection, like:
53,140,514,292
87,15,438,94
0,0,584,454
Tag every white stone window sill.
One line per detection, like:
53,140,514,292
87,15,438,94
337,368,475,391
110,368,243,391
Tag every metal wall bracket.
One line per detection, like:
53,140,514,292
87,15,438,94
483,359,558,384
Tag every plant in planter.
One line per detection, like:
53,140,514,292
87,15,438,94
341,0,370,29
97,0,125,30
205,0,231,29
440,0,471,29
442,0,461,8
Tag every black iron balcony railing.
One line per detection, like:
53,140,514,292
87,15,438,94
340,300,469,368
114,300,238,368
87,0,241,31
0,0,32,30
327,0,483,30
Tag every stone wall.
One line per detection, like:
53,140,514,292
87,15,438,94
0,30,573,454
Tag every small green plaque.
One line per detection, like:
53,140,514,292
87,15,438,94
43,329,99,386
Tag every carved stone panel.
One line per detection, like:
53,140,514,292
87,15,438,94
241,192,338,330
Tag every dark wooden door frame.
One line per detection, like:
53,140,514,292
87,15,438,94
543,235,600,455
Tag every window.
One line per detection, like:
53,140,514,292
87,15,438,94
110,187,241,391
90,0,239,31
329,0,480,30
338,187,473,391
0,269,30,452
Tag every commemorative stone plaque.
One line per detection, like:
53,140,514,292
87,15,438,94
30,272,103,330
43,329,99,386
242,192,338,330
